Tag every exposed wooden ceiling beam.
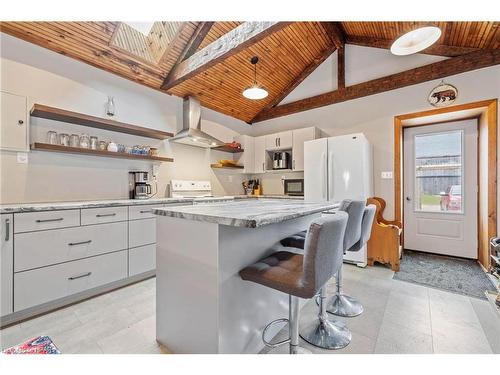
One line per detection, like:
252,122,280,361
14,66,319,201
249,43,338,123
345,35,481,57
320,22,345,48
178,22,214,62
252,49,500,123
161,21,291,90
337,45,345,90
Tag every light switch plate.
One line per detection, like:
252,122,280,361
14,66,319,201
17,152,28,164
381,171,393,179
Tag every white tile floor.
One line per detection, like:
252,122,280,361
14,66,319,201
1,265,499,354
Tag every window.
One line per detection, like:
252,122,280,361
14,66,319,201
414,130,463,213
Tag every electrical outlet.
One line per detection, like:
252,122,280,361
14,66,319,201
381,171,393,179
152,164,159,178
17,152,28,164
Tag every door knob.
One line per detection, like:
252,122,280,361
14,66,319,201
406,197,411,201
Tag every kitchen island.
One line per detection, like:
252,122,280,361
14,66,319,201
153,199,337,354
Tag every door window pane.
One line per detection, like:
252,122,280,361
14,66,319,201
414,130,463,213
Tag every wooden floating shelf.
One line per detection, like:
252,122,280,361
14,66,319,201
31,143,174,162
212,145,244,153
210,163,244,170
31,104,174,140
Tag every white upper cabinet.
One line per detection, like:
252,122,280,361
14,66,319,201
1,91,28,151
265,131,293,151
254,136,266,173
292,127,319,171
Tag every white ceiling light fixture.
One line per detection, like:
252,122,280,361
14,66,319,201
242,56,268,100
123,22,155,36
390,26,442,56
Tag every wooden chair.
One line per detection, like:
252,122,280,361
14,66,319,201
366,197,402,271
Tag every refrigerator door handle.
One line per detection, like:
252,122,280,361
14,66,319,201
328,151,334,201
320,152,326,200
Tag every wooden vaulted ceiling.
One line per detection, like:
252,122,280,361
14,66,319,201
1,21,499,124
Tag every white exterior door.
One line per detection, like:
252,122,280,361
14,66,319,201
403,120,478,258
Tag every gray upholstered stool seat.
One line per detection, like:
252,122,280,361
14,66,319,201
279,200,376,349
240,251,311,298
240,212,348,354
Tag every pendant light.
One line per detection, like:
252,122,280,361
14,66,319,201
242,56,268,100
390,26,441,56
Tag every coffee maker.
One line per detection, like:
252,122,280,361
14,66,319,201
129,171,152,199
272,151,291,170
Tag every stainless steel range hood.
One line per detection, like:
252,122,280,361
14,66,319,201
169,96,225,148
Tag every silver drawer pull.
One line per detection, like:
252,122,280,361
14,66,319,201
68,272,92,280
5,218,10,242
140,210,152,214
96,213,116,217
68,240,92,246
36,218,64,223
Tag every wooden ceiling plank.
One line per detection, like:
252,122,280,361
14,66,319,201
1,23,164,88
39,22,164,74
161,21,292,90
252,49,500,123
249,42,338,123
345,34,481,57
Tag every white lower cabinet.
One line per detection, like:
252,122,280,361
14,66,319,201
4,202,168,321
1,214,14,317
14,250,128,311
129,244,156,276
129,218,156,248
14,222,127,272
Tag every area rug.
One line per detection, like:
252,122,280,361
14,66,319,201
2,335,61,354
393,249,497,300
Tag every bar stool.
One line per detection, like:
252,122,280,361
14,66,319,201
327,202,376,317
280,200,366,349
239,212,348,354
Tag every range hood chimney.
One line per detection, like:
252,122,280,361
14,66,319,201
169,96,225,148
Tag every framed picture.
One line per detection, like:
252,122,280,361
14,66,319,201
428,81,458,107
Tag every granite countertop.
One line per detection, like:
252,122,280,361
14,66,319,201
153,199,338,228
0,198,192,214
0,195,303,214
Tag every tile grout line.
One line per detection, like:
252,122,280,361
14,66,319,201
427,288,435,353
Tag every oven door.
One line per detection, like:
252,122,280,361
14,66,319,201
284,179,304,196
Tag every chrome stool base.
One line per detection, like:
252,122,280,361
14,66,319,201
300,316,351,350
300,287,352,350
327,294,364,317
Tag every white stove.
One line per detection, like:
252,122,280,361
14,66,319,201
170,180,213,198
170,180,236,204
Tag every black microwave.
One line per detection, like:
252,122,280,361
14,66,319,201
284,179,304,196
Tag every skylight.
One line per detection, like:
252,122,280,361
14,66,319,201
123,22,155,36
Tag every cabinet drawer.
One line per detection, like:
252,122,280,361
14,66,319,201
129,218,156,248
1,214,14,316
81,206,127,225
15,222,127,272
14,250,127,311
14,210,80,233
129,244,156,276
129,204,162,220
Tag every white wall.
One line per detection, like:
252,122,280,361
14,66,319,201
0,33,250,203
253,47,500,219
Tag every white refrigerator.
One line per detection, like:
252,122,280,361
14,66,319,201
304,133,373,266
